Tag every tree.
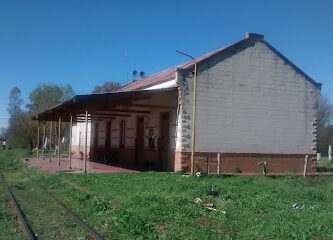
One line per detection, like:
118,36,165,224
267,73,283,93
92,81,122,93
0,128,7,139
317,94,333,154
27,84,74,114
6,87,24,146
7,87,23,116
7,87,23,127
60,84,75,102
6,84,75,148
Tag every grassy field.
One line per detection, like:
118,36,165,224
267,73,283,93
1,149,333,239
0,174,25,240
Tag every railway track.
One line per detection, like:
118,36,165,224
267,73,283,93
0,171,36,240
0,169,105,240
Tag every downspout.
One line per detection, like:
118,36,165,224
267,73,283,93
176,51,197,175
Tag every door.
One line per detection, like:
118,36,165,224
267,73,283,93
105,121,111,150
135,117,144,167
159,112,170,171
93,122,99,150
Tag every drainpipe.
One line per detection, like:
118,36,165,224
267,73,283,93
176,50,197,176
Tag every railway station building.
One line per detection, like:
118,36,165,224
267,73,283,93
33,33,321,174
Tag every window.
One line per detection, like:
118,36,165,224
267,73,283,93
119,120,125,149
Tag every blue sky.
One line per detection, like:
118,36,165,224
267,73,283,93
1,0,332,128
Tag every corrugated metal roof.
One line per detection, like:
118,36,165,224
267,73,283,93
32,87,178,121
117,39,246,92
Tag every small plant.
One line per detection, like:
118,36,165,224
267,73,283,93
233,166,241,173
287,168,296,175
206,186,219,197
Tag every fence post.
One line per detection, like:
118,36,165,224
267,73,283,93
206,154,210,175
217,153,221,175
303,155,308,177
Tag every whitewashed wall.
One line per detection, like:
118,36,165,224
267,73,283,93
91,109,177,150
72,91,178,152
178,41,319,154
71,122,91,153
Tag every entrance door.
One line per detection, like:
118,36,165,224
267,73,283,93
93,122,99,150
105,121,111,150
135,117,144,167
159,112,169,171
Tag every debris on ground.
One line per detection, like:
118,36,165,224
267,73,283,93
194,197,203,204
206,187,219,197
292,203,305,210
292,203,298,209
194,197,226,213
205,203,216,211
195,171,202,177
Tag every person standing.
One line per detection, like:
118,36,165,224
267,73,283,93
2,139,6,150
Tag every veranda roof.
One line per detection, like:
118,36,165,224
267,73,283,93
32,87,177,122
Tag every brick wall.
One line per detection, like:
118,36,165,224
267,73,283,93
174,151,316,174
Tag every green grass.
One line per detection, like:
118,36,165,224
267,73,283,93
1,149,333,239
316,157,333,172
0,149,90,239
0,178,25,240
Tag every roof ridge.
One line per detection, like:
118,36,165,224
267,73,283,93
117,38,248,92
117,34,321,92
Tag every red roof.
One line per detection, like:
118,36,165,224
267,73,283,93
117,34,320,92
117,65,178,92
117,38,245,92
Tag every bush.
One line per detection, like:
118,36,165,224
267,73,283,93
233,166,242,173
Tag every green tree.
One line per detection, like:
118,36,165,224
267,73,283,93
60,84,75,102
92,81,122,93
0,128,6,139
27,84,74,114
6,84,75,148
7,87,23,115
7,87,23,127
317,94,333,154
6,87,24,146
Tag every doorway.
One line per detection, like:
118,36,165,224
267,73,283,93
105,121,111,150
135,117,144,167
159,112,170,171
93,122,99,150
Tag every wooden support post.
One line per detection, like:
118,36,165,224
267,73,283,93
258,161,267,176
49,121,52,162
69,114,73,169
58,116,61,166
54,120,57,154
303,155,308,177
37,122,40,158
42,124,46,160
84,110,88,173
217,153,220,175
206,154,210,175
263,162,267,176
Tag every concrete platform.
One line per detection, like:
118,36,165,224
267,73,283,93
25,157,138,174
